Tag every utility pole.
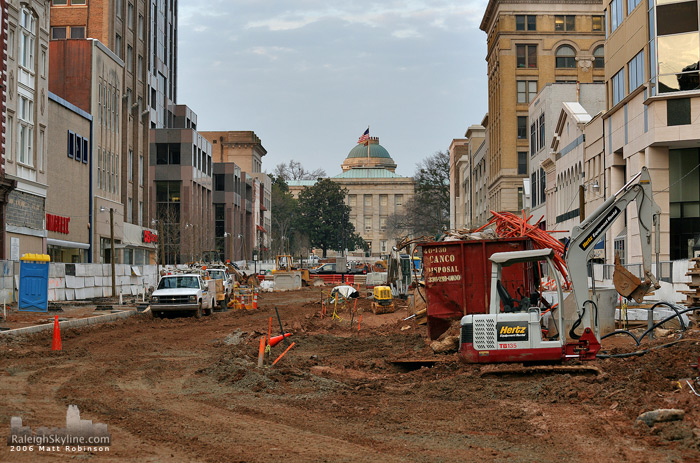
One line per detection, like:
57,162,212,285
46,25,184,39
110,208,116,297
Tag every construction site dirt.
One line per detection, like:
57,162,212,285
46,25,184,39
1,287,699,462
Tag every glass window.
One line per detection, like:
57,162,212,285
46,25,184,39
593,46,604,68
612,68,626,105
515,15,536,31
517,80,537,104
70,26,85,39
628,0,642,13
527,15,536,31
139,155,144,185
52,0,68,4
516,44,537,68
128,3,134,29
628,50,645,91
19,9,36,71
127,45,133,72
364,195,372,207
138,14,144,40
51,27,67,40
517,116,527,139
592,15,603,31
657,1,698,36
518,152,527,175
555,15,576,31
657,32,700,93
555,45,577,68
611,0,623,32
128,150,133,181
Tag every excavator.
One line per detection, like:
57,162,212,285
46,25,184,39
459,166,662,365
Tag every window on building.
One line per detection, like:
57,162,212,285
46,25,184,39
115,34,122,57
137,55,143,79
667,98,691,126
38,129,45,171
75,135,82,163
128,198,133,223
515,15,536,31
517,80,537,104
538,113,545,149
138,201,143,227
518,152,527,175
51,27,66,40
18,95,34,167
530,120,537,156
6,116,13,162
657,1,699,93
628,0,642,14
555,15,576,31
138,14,144,40
72,0,86,4
517,116,527,139
592,15,603,31
612,68,625,105
128,3,134,29
82,138,88,164
531,172,538,206
628,50,645,92
52,0,68,4
348,194,356,207
128,150,133,181
395,194,403,207
8,28,14,59
518,187,524,210
516,44,537,68
610,0,622,33
364,195,372,207
67,131,75,159
380,240,388,253
70,26,85,39
555,45,577,68
116,0,123,18
380,217,387,231
97,148,102,189
593,46,604,68
19,9,36,71
364,216,372,232
539,169,546,204
127,45,133,72
139,155,144,185
214,174,225,191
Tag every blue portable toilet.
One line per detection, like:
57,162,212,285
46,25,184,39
19,253,50,312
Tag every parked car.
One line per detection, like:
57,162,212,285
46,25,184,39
150,273,216,318
309,263,364,275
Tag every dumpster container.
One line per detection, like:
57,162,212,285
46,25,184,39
422,238,535,339
18,253,50,312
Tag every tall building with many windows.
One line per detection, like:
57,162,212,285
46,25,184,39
479,0,605,222
3,1,50,259
147,0,176,129
600,0,698,262
50,0,152,264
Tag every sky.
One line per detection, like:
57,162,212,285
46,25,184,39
178,0,490,178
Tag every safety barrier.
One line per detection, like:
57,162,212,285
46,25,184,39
313,274,355,285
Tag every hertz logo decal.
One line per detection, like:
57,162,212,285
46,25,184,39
496,322,529,342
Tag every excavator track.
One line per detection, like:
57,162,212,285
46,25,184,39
479,364,603,377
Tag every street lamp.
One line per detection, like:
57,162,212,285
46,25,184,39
151,218,164,275
99,206,116,297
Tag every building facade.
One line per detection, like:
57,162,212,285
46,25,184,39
148,0,177,129
4,1,50,260
480,0,605,222
50,0,152,263
528,82,604,229
46,92,91,262
150,105,213,264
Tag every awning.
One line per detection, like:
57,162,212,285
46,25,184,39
47,238,90,250
256,225,267,234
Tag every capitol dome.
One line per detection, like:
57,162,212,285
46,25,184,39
341,137,397,172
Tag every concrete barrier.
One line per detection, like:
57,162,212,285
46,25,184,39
0,309,139,337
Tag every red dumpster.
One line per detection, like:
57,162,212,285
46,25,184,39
422,237,535,340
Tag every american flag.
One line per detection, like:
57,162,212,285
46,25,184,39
357,128,369,144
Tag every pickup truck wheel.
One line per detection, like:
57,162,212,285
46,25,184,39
194,303,203,319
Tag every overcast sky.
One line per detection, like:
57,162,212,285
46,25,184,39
178,0,489,178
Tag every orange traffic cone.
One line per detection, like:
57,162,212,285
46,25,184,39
268,333,291,347
52,316,62,351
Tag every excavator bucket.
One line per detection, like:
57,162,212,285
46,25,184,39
613,254,651,303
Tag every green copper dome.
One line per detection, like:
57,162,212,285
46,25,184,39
347,143,393,159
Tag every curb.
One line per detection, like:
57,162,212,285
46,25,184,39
0,309,140,337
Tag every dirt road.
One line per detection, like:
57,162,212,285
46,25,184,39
1,287,699,462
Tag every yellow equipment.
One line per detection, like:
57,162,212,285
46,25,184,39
272,255,310,286
371,286,395,314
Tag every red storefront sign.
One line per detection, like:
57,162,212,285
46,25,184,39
46,214,70,234
143,230,158,244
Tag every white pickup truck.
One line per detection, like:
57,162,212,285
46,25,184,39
150,273,216,318
204,267,234,311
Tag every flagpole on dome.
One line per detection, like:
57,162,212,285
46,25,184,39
366,125,370,159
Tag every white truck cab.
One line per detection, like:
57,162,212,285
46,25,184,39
150,273,215,318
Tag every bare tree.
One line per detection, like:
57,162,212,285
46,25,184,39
274,159,326,181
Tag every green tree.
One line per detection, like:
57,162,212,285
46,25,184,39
269,174,299,256
388,150,450,237
295,179,364,257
